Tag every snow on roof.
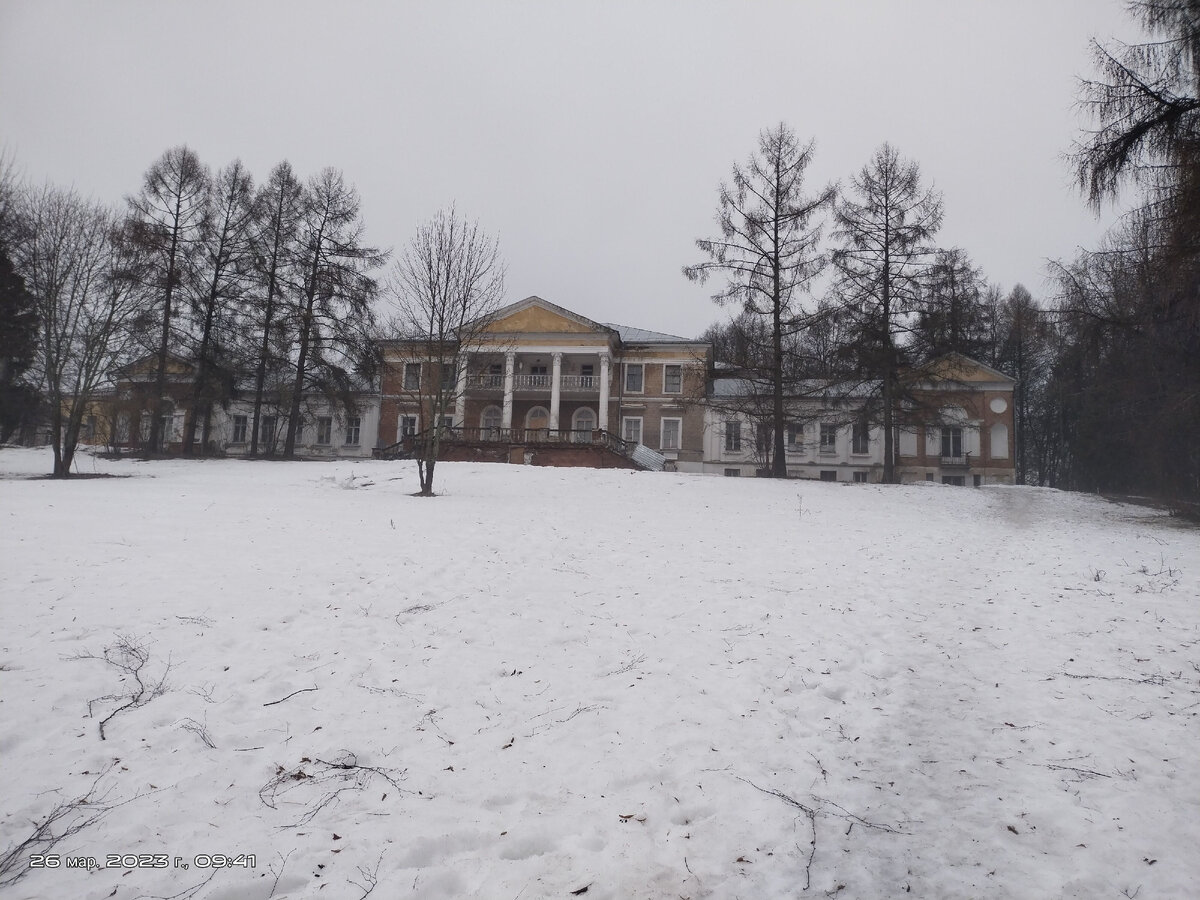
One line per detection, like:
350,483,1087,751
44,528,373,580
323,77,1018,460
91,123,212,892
602,323,700,344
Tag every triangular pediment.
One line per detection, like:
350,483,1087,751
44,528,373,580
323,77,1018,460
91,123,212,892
480,296,614,336
924,353,1016,385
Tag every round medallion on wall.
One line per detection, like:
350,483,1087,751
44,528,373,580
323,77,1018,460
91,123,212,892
989,397,1008,414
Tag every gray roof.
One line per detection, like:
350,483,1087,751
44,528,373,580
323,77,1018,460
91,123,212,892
603,323,699,344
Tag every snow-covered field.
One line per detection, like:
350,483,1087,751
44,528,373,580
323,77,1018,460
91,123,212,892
1,448,1197,900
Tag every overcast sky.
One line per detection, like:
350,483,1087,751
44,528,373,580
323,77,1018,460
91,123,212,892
1,1,1135,339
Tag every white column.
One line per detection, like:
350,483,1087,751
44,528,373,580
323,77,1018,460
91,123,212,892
502,351,516,430
549,352,563,434
598,352,611,432
454,352,468,427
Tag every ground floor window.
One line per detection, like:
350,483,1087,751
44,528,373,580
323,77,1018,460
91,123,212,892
481,406,502,438
942,475,965,486
231,415,248,443
573,408,596,441
852,421,870,455
661,417,681,450
820,470,838,482
724,468,740,477
345,416,361,446
725,420,742,452
853,471,869,483
622,416,642,444
820,423,837,453
316,416,333,445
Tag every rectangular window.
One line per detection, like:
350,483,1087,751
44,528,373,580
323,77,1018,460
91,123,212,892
756,423,771,455
820,470,838,482
942,475,966,486
624,363,643,393
853,471,870,483
941,427,963,459
400,416,417,438
316,416,333,445
441,415,455,433
231,415,248,443
852,422,869,455
622,416,642,444
663,364,682,393
84,415,97,442
441,362,456,390
725,420,742,452
345,416,361,446
820,423,837,453
261,416,277,444
660,417,681,450
724,468,741,477
786,423,803,448
404,363,421,391
530,364,548,388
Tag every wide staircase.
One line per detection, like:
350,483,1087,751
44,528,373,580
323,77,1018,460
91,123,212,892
374,427,667,471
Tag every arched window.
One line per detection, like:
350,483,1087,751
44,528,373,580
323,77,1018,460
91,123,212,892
572,408,596,442
480,405,502,440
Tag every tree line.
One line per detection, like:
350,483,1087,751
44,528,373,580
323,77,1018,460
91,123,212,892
689,0,1198,505
0,148,385,476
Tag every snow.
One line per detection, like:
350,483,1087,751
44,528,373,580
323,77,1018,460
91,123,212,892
1,447,1198,900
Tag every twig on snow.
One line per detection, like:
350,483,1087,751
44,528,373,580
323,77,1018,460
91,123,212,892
263,687,318,707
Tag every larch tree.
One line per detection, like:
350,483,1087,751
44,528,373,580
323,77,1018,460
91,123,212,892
182,159,256,454
684,124,835,477
912,248,994,361
389,206,507,496
248,161,304,456
126,146,209,455
282,167,384,458
830,142,943,483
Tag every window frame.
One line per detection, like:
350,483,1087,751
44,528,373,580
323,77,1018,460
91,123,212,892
622,415,643,445
663,364,682,394
624,363,644,394
345,416,362,446
403,362,421,392
316,416,333,445
231,415,248,444
660,416,682,451
851,421,870,455
724,420,742,453
819,423,838,454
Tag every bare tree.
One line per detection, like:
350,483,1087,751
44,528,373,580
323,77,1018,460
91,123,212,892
12,187,145,476
831,143,943,483
182,159,256,454
126,146,209,455
685,124,835,476
282,168,384,457
389,206,506,496
248,161,304,456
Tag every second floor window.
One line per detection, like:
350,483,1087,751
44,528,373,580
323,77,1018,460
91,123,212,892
663,364,682,393
625,364,643,393
941,427,963,458
404,363,421,391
